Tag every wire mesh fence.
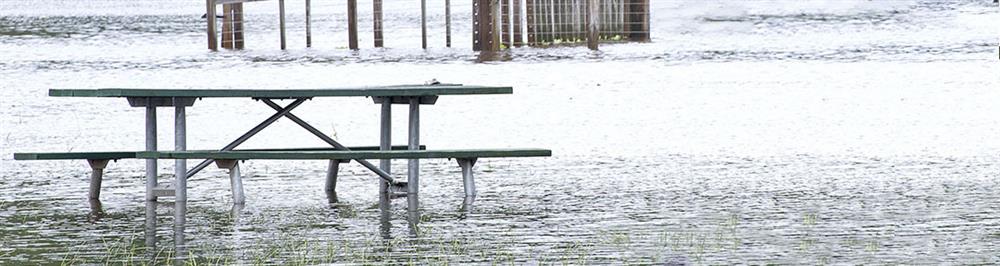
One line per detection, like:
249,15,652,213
476,0,649,50
219,3,246,49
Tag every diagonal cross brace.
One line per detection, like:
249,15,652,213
185,98,309,179
260,99,399,184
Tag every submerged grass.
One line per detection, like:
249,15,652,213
49,229,638,264
20,210,998,265
46,216,749,265
54,229,525,265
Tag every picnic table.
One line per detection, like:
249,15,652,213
15,84,551,227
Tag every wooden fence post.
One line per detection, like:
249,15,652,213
206,0,217,51
587,0,598,50
526,0,535,45
474,0,492,51
279,0,286,50
374,0,383,47
348,0,359,50
234,3,244,49
513,0,523,46
421,0,427,49
305,0,311,47
446,0,452,47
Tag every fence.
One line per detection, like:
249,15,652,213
475,0,649,51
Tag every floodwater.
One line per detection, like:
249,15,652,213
1,0,999,264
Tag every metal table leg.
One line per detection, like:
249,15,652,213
87,159,109,200
215,160,246,204
146,105,157,201
380,99,392,204
457,158,477,197
174,104,187,253
407,97,420,213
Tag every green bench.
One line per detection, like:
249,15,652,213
135,148,552,204
13,145,422,202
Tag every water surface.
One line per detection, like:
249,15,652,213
1,0,999,264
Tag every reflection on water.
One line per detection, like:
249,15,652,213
144,201,157,252
1,0,999,264
88,199,104,221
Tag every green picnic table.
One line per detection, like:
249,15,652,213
15,84,551,228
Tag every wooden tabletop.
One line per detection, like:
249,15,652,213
49,84,512,98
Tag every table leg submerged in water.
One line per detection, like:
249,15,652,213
87,159,109,200
146,105,158,201
145,200,160,258
407,97,420,213
379,100,392,204
326,159,349,203
458,158,477,197
174,104,188,254
406,97,420,237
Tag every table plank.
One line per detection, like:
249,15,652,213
49,85,512,98
136,148,552,160
14,152,137,160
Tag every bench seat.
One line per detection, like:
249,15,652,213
13,147,550,203
137,148,551,201
13,145,424,161
11,145,425,202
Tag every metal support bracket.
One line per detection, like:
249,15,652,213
371,96,439,105
259,99,401,185
152,184,175,197
186,98,309,178
128,97,197,107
